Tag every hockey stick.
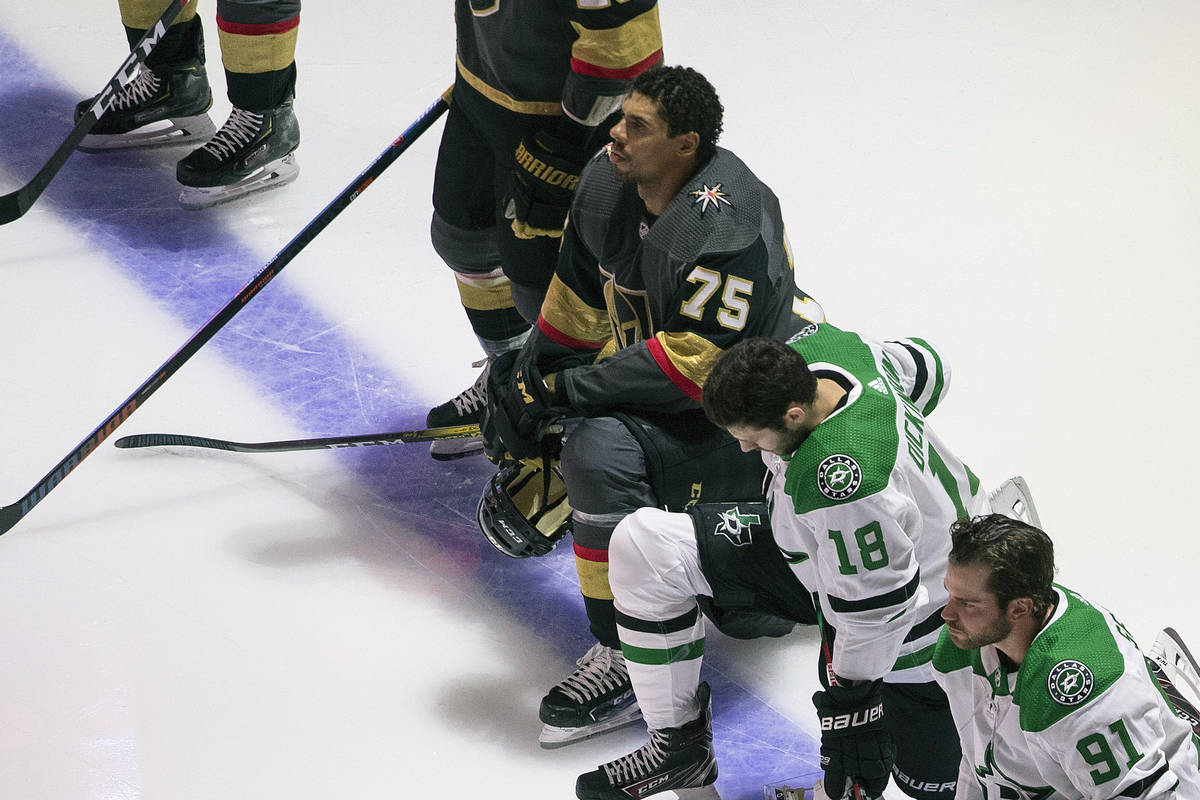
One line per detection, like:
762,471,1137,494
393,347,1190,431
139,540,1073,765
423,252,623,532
0,0,190,225
113,424,481,453
0,89,451,536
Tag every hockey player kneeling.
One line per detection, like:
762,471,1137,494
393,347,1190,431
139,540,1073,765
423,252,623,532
936,514,1200,800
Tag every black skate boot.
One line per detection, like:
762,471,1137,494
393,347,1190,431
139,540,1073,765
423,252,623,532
426,359,488,461
75,56,215,152
576,682,718,800
175,98,300,209
539,642,642,748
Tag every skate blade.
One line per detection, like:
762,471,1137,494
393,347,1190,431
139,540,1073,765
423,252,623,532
673,785,722,800
178,152,300,210
538,704,643,749
78,114,216,152
429,437,484,461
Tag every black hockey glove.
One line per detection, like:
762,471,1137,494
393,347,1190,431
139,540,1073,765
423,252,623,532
481,349,568,462
506,122,592,236
812,680,895,800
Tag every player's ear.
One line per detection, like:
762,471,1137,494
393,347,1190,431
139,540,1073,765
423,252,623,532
783,402,807,428
1006,596,1034,621
676,130,700,159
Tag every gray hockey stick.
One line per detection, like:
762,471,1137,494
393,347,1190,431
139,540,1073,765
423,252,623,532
113,424,482,453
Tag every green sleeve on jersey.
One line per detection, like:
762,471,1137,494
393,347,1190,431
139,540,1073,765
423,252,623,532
1015,589,1127,733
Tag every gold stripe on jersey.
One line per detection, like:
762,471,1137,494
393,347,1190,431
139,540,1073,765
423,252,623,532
455,273,516,312
570,7,663,72
218,28,299,73
120,0,198,27
654,331,722,390
541,275,610,345
455,55,561,116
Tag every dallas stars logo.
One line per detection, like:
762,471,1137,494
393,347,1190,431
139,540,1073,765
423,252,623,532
714,505,760,546
1047,660,1094,706
690,183,732,215
817,455,862,501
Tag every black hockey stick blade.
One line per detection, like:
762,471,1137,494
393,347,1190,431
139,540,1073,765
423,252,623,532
113,424,482,453
0,0,188,225
0,90,451,536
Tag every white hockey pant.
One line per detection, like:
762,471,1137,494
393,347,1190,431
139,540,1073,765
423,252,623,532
609,507,714,730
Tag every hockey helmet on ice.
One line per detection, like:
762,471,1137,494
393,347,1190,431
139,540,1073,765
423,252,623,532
476,457,572,558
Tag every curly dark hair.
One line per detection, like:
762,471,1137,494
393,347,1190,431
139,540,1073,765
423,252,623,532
702,338,817,431
631,65,724,162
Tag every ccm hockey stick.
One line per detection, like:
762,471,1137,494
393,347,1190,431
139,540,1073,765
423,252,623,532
1150,627,1200,735
114,424,481,453
0,89,451,536
0,0,190,225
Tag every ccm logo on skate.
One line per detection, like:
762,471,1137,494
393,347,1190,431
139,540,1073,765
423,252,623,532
820,705,883,731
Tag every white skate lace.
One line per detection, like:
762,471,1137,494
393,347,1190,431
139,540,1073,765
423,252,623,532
451,360,490,416
201,107,265,159
602,730,670,782
555,642,630,704
111,70,162,110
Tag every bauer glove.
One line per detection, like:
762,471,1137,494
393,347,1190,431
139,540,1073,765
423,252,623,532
506,122,591,238
812,679,895,800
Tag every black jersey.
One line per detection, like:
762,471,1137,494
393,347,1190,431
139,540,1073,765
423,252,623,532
538,147,823,415
454,0,663,125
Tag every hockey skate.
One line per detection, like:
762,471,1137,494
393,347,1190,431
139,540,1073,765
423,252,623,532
176,99,300,209
426,359,488,460
1149,627,1200,735
989,476,1041,527
540,641,643,748
576,681,718,800
75,58,215,152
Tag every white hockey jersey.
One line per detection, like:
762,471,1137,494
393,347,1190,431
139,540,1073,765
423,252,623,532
764,322,990,683
933,585,1200,800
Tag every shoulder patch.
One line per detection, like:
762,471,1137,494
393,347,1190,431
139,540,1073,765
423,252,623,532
816,454,862,501
1047,660,1095,706
690,183,732,215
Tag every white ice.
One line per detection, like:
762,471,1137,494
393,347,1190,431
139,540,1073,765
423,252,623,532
1,2,1198,799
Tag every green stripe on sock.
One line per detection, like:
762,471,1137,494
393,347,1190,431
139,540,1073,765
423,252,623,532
621,638,706,666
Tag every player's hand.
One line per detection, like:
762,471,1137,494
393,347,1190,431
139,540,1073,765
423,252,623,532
481,349,566,462
506,123,591,237
812,680,895,800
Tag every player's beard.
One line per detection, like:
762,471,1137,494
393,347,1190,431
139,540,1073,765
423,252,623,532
948,614,1013,651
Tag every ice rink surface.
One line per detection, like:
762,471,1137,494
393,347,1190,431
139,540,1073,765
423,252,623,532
1,2,1198,798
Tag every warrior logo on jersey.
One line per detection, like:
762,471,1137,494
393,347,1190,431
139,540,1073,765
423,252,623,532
690,183,731,215
714,505,761,547
787,323,819,343
1047,660,1095,706
817,455,862,501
